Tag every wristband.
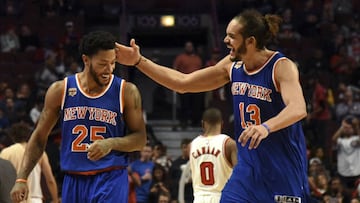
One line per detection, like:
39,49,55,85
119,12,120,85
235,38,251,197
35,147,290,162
16,179,27,183
261,123,271,134
133,56,142,66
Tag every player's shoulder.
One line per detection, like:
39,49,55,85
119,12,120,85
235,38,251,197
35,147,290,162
48,79,66,92
217,55,234,69
123,81,140,96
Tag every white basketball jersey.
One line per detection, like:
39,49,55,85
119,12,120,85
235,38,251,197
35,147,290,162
190,134,233,197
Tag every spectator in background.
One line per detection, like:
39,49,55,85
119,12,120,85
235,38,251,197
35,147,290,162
306,74,332,148
14,82,34,114
58,0,82,16
173,41,203,127
330,45,357,82
302,48,329,76
59,21,81,60
40,0,61,17
64,59,81,77
296,0,321,37
332,116,360,189
3,98,21,124
152,142,172,173
35,51,64,91
148,163,170,203
352,179,360,202
347,32,360,66
325,176,351,203
333,0,353,25
158,191,171,203
129,144,155,203
169,138,193,203
29,96,43,125
18,24,40,52
0,26,20,53
3,0,23,16
309,171,329,201
128,166,140,203
278,8,301,42
335,87,360,122
0,108,10,133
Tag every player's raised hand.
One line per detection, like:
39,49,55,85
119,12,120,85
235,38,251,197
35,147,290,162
115,39,142,66
11,181,29,203
87,139,112,161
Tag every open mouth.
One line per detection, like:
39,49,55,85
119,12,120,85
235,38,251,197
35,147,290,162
229,48,235,56
101,74,110,79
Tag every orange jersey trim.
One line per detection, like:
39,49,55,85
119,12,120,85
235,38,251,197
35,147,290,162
65,166,126,176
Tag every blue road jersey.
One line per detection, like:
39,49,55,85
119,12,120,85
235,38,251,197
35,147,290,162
220,52,311,203
60,74,127,172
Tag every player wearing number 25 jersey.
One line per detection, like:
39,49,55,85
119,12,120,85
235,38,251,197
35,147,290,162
61,74,127,172
189,108,237,203
10,31,146,203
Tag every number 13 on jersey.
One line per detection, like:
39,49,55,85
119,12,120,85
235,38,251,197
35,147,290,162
239,102,261,129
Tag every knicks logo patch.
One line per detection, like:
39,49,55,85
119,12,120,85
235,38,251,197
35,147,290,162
233,61,243,69
68,88,77,97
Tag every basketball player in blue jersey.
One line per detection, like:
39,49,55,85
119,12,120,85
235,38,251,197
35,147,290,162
116,9,313,203
11,31,147,203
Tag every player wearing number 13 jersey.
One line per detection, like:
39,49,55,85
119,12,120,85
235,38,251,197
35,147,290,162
190,108,237,203
224,51,311,202
114,9,312,203
10,31,147,203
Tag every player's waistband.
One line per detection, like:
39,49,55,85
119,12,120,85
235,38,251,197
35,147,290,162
65,166,126,176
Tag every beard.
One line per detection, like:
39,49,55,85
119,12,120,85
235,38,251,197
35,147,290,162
230,41,247,62
89,63,107,87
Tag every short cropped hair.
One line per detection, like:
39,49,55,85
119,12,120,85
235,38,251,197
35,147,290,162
79,31,116,57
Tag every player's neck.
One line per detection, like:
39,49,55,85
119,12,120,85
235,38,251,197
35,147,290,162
243,49,274,71
77,72,106,95
202,127,221,137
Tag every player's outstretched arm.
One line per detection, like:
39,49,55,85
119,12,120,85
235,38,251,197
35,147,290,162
87,82,147,161
11,80,63,202
115,39,231,93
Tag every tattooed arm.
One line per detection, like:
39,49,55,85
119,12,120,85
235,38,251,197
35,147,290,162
87,82,147,161
11,81,62,202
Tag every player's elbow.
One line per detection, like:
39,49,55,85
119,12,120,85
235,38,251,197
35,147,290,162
135,132,147,151
172,75,193,94
172,81,188,94
295,105,307,121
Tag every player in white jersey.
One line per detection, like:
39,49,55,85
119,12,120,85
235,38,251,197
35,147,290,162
190,108,237,203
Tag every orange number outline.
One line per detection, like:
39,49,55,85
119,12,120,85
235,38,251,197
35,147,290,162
239,102,261,129
71,125,106,152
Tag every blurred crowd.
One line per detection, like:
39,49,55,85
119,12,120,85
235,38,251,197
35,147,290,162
0,0,359,202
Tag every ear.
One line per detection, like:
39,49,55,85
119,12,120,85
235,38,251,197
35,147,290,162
82,54,89,66
246,36,256,46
